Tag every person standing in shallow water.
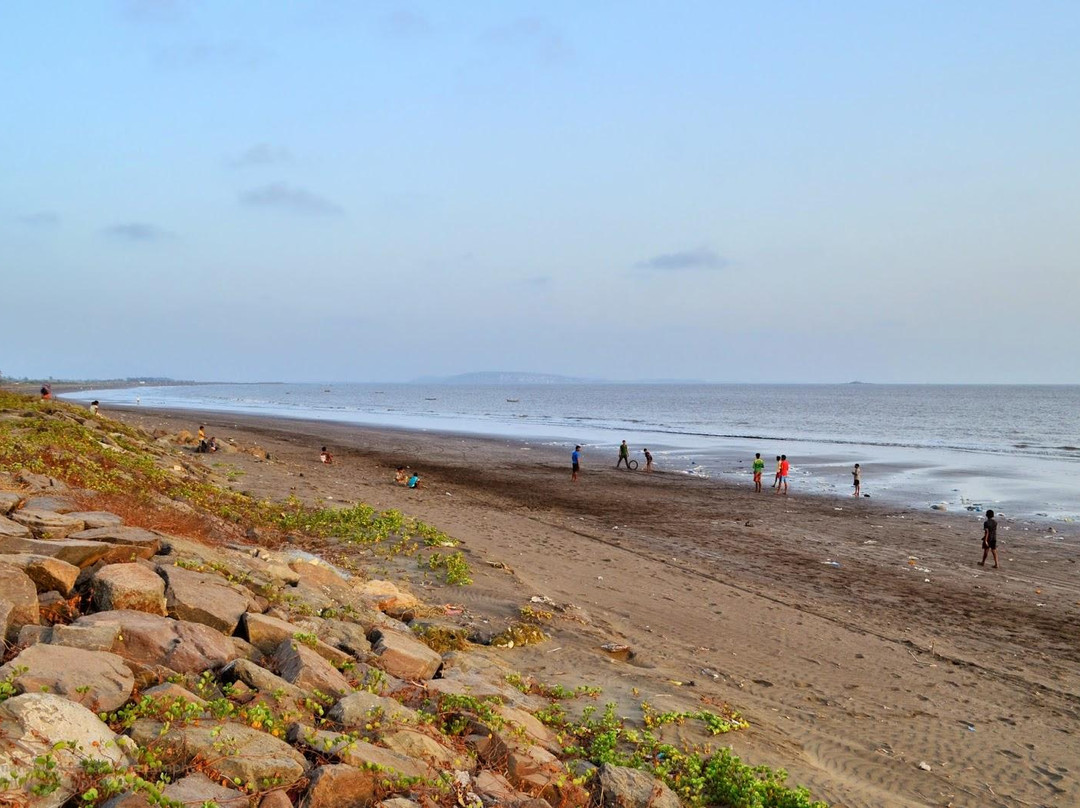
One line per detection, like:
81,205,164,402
571,445,581,482
616,440,631,469
980,509,999,568
752,453,764,492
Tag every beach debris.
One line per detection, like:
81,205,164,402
600,643,634,661
700,667,721,680
863,540,877,545
931,503,948,511
443,604,465,616
822,561,841,568
530,595,556,606
918,761,933,772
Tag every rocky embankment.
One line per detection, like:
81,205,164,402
0,466,687,808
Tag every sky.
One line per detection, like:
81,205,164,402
3,1,1079,384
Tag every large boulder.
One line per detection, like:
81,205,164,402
0,565,39,643
0,492,21,514
74,610,238,674
163,773,249,808
64,511,124,529
0,534,115,567
69,526,162,556
17,622,121,652
0,644,134,712
244,613,352,666
92,563,167,615
290,727,434,780
10,509,86,538
274,639,351,699
0,553,80,596
159,564,250,634
299,764,375,808
319,618,373,657
370,628,442,681
0,694,130,808
595,763,682,808
127,719,308,788
329,690,420,727
220,658,305,702
21,495,78,514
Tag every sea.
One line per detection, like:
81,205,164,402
67,383,1080,526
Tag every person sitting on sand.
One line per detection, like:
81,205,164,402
208,437,218,453
407,472,421,489
852,463,861,497
979,509,999,568
320,446,333,464
643,448,654,473
89,400,100,416
40,385,51,400
394,466,408,485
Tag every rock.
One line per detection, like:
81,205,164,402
498,704,563,754
14,470,68,492
64,511,124,529
220,658,305,702
299,764,375,808
274,639,351,699
231,636,265,663
70,526,162,556
21,495,78,514
290,727,434,780
370,628,443,681
10,508,86,538
260,791,295,808
330,690,420,727
0,534,115,567
160,564,250,634
0,553,80,595
0,694,129,808
377,800,422,808
92,563,167,615
18,622,121,652
354,580,421,617
319,619,373,657
244,612,352,666
0,513,32,538
0,565,38,643
75,610,238,674
0,492,21,514
380,727,473,771
142,682,208,708
163,773,249,808
595,763,681,808
0,644,134,712
127,719,308,789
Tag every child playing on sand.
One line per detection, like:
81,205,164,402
407,472,421,489
753,453,764,492
852,464,861,497
773,456,782,488
320,446,333,464
979,509,999,568
395,467,408,485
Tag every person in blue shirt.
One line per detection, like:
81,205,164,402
571,445,581,482
407,472,421,489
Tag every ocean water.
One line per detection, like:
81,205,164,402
69,383,1080,524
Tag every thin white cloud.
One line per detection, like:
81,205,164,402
101,222,171,241
17,212,60,227
230,144,293,168
635,247,728,271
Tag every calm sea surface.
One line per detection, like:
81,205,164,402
69,383,1080,524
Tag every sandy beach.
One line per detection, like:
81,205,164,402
110,406,1080,808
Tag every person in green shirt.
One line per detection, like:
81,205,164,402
752,453,765,492
616,440,631,469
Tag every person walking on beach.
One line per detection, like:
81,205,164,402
852,463,861,497
571,445,581,482
772,455,782,489
775,455,790,495
643,448,654,473
980,509,999,568
753,453,765,492
616,440,631,469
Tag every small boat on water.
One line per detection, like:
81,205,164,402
506,398,520,403
424,397,438,401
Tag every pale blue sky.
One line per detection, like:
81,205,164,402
3,1,1078,383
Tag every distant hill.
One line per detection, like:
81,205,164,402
413,371,599,385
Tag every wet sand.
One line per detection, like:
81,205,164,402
113,406,1080,808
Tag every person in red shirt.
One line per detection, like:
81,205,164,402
775,454,790,496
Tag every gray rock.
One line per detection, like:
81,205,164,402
370,628,443,681
596,763,682,808
13,470,68,492
75,610,238,674
243,611,304,655
69,526,162,555
18,622,121,652
142,682,208,708
220,658,305,702
92,563,167,615
274,639,351,699
127,719,308,789
160,564,250,634
290,727,434,780
64,511,124,529
0,492,21,514
0,565,38,643
329,690,420,727
10,508,86,538
0,553,80,595
0,644,134,712
319,618,372,657
162,773,248,808
0,694,129,808
380,727,473,770
0,513,32,538
21,495,78,514
259,791,295,808
0,534,114,567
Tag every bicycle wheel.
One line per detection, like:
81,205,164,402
628,459,639,470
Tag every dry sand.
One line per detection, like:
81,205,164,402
114,407,1080,808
